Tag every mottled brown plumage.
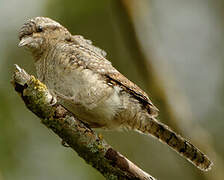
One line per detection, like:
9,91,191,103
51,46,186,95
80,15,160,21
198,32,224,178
18,17,213,171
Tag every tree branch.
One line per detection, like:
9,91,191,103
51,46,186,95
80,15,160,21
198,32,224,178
11,64,157,180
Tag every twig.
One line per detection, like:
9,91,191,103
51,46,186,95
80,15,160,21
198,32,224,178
11,64,157,180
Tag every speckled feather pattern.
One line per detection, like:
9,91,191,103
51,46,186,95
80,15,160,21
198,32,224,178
19,17,213,171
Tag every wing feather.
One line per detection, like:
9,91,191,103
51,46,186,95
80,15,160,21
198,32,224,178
70,35,159,117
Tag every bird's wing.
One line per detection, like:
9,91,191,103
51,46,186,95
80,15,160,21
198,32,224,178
71,35,159,117
105,72,159,117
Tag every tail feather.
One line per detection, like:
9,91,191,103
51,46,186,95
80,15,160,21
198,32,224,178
136,117,213,171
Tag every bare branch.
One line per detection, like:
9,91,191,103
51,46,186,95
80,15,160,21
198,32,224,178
11,64,157,180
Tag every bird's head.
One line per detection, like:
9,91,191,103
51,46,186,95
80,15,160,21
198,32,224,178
18,17,71,59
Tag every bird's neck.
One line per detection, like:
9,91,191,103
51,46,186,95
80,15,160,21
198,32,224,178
32,49,44,62
34,43,59,82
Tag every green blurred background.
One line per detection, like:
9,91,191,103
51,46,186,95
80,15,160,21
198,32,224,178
0,0,224,179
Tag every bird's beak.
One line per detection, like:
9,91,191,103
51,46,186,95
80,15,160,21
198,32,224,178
18,36,33,47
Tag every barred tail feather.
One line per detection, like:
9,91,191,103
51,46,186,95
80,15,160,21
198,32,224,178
136,117,213,171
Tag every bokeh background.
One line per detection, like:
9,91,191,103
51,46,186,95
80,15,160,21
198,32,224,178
0,0,224,179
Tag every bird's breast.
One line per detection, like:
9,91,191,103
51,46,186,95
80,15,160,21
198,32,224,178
36,54,123,128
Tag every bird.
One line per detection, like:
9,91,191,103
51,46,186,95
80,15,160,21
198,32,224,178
18,16,212,171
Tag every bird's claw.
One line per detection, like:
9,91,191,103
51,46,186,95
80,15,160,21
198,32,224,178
50,96,57,106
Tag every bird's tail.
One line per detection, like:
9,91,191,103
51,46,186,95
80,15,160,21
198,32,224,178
135,117,213,171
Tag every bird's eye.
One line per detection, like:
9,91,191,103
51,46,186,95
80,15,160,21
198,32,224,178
36,25,43,32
